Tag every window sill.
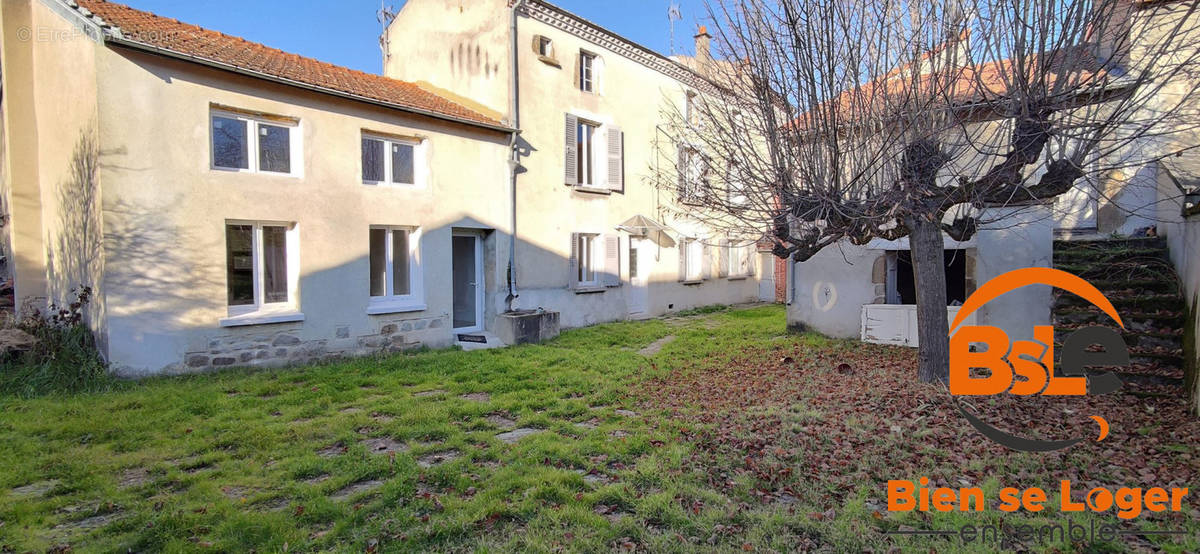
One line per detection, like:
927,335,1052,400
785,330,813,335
220,311,305,328
573,286,606,294
366,302,427,315
727,276,749,281
537,55,561,67
211,166,301,179
572,185,612,195
680,279,703,286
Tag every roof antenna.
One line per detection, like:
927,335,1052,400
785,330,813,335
378,1,398,67
668,3,682,55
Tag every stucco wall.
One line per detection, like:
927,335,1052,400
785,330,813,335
385,0,763,329
787,204,1053,342
0,0,107,350
1156,166,1200,414
92,47,513,375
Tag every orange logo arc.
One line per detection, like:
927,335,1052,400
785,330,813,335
949,267,1124,335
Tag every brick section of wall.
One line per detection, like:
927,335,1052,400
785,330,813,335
774,257,787,303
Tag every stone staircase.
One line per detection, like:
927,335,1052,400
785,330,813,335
1052,237,1186,392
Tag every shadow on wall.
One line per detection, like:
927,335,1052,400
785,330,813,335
44,129,105,352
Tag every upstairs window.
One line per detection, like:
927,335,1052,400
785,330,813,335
538,36,554,57
580,51,596,92
211,109,299,175
362,134,419,186
563,114,623,192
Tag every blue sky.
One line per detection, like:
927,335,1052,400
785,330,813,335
119,0,711,74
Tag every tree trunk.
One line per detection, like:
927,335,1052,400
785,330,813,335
906,216,951,384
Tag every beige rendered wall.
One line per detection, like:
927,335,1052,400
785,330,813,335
0,0,106,347
93,47,512,375
386,1,762,329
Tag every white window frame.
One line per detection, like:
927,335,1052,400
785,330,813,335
577,233,600,287
684,238,704,282
580,50,596,93
576,119,599,187
221,220,303,327
210,109,302,177
538,36,554,58
361,133,424,188
367,226,425,314
728,241,750,278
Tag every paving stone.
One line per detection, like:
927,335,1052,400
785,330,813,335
413,389,447,398
118,469,150,488
416,450,460,468
260,497,290,512
50,512,121,534
573,418,600,430
329,480,383,502
221,486,253,500
614,409,639,417
460,392,491,402
486,414,517,429
316,444,347,458
495,428,542,444
609,430,630,438
302,474,331,486
339,407,363,414
371,413,395,423
9,477,58,498
362,437,409,455
638,335,676,356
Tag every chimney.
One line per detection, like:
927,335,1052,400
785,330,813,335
694,25,712,63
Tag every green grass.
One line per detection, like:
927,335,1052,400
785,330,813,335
0,305,1195,552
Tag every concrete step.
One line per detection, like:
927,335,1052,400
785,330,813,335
454,332,507,351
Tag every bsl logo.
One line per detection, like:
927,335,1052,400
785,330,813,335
948,267,1126,452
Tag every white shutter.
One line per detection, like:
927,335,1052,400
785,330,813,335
606,127,623,192
701,241,712,280
568,232,580,289
718,239,729,278
739,245,752,276
564,114,578,185
677,145,688,201
602,234,621,287
678,241,688,282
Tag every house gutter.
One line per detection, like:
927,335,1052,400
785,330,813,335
102,36,518,135
505,0,525,312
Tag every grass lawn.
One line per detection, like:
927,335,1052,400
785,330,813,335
0,305,1196,552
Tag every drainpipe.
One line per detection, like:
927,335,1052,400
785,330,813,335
505,0,525,313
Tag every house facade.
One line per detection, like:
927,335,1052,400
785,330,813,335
381,0,770,329
0,0,768,376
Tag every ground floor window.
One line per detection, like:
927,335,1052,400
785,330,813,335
225,222,297,315
368,226,423,313
890,249,967,305
682,238,704,281
575,233,599,286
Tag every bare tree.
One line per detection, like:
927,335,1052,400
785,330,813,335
659,0,1200,383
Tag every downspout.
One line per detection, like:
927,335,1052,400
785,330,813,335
505,0,525,313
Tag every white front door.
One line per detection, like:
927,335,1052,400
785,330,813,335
451,233,484,332
627,237,650,314
757,252,775,301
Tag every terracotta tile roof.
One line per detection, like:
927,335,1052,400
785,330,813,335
73,0,507,130
788,43,1113,132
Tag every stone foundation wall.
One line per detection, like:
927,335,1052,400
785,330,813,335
169,314,450,374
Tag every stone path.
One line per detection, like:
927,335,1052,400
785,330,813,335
495,428,542,444
486,414,517,429
416,450,460,468
11,480,58,498
413,389,447,398
460,392,491,402
329,480,383,502
637,335,676,356
362,437,408,455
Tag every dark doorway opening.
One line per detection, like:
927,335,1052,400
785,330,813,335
895,249,967,305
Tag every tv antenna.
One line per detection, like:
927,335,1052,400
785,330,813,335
668,3,682,55
378,1,398,64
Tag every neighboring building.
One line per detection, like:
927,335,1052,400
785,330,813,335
381,0,767,329
782,1,1200,347
0,0,769,376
